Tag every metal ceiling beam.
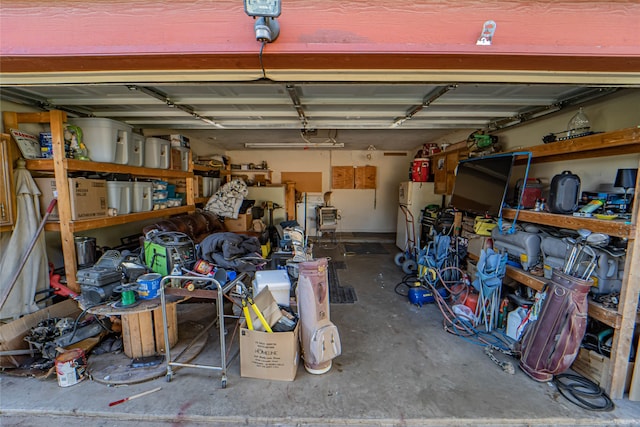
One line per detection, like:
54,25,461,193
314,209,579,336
285,84,308,129
391,85,457,127
126,85,224,128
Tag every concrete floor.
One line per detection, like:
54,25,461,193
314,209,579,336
2,236,640,426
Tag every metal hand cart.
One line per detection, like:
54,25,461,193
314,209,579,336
394,204,419,274
159,273,245,388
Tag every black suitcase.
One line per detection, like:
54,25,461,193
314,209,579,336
548,171,580,214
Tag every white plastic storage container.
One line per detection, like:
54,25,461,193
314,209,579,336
144,137,170,169
129,132,145,167
106,181,133,215
253,269,292,307
132,181,153,212
68,117,132,164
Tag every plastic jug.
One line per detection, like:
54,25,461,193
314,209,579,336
506,307,528,340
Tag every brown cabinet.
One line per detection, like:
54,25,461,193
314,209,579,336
433,149,466,195
0,133,15,231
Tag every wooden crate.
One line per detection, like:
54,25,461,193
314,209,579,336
572,348,634,393
120,302,178,358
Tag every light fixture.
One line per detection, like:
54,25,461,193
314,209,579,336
245,142,344,149
244,0,281,43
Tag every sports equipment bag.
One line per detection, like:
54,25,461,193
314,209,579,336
519,269,590,382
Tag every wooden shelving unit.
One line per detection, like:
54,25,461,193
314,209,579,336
497,126,640,399
3,110,196,293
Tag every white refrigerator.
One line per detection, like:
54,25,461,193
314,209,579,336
395,181,441,250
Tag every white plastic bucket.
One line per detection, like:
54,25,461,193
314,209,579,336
144,137,170,169
129,132,145,167
132,181,153,212
211,177,221,195
202,177,213,197
69,117,132,164
106,181,133,215
55,348,87,387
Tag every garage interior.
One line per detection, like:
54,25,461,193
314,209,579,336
1,1,640,426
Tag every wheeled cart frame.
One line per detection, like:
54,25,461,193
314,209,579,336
159,274,242,388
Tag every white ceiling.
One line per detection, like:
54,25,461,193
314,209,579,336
0,82,622,151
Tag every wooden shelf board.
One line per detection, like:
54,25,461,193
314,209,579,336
512,127,640,165
43,205,194,232
501,209,634,239
26,159,193,179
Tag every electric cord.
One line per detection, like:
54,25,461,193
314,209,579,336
259,41,267,79
394,273,420,297
552,373,614,411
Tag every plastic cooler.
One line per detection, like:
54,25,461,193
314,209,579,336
129,132,145,167
68,117,132,164
106,181,133,215
144,137,170,169
253,269,291,307
132,181,153,212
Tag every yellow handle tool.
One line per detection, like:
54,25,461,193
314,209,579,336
249,299,273,333
242,299,254,330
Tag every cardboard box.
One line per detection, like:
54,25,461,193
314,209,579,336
0,299,82,368
34,177,108,221
239,287,300,381
240,322,300,381
572,348,635,394
225,213,253,232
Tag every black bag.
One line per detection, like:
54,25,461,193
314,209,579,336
548,171,580,214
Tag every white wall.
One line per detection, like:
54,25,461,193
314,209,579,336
214,149,413,233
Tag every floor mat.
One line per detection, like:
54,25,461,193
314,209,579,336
344,242,389,255
328,260,357,304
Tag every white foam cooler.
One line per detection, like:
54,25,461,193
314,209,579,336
144,137,170,169
253,269,291,307
106,181,133,215
129,132,145,167
132,181,153,212
68,117,132,164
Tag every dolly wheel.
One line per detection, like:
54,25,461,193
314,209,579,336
165,373,173,382
221,378,227,389
402,259,418,275
394,252,406,266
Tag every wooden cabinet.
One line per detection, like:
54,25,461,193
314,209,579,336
0,133,15,231
432,149,467,195
2,111,196,293
500,127,640,399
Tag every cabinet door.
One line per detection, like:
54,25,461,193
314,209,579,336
433,154,447,194
0,134,14,229
445,151,460,195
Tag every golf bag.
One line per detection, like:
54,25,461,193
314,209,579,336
519,269,590,381
297,258,341,374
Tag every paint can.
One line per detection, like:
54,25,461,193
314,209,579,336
55,348,87,387
136,273,162,299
